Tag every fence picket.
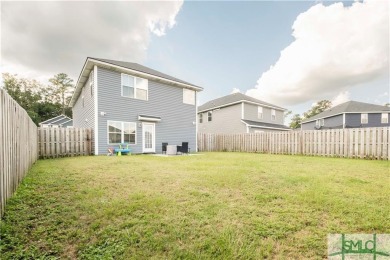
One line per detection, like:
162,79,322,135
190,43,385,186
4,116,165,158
197,127,390,160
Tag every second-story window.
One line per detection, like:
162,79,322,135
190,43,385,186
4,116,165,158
271,109,276,121
121,73,148,100
199,113,203,123
361,113,368,124
208,111,212,122
258,106,263,119
183,88,195,105
381,113,388,124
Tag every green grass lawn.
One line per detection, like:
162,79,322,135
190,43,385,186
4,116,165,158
1,153,389,259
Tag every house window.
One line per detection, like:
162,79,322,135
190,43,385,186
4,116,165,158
208,111,212,122
199,113,203,123
90,70,94,96
107,121,136,144
316,119,324,128
271,109,276,121
121,73,148,100
361,113,368,124
381,113,388,124
258,106,263,119
183,88,195,105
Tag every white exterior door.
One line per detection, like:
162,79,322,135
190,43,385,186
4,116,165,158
142,123,155,153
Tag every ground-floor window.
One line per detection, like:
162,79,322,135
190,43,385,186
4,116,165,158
107,121,136,144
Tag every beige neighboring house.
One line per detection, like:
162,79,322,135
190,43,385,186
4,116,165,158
198,93,290,134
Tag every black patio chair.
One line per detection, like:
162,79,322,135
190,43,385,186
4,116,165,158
162,142,168,154
179,142,190,155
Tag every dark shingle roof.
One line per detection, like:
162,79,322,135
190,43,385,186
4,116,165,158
242,119,290,130
302,101,390,123
91,58,200,88
198,92,286,111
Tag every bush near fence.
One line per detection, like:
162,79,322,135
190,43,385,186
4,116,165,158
198,127,390,160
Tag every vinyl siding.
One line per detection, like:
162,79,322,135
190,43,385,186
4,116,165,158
346,113,390,128
198,103,246,134
72,70,95,129
96,67,197,154
243,103,284,125
301,114,343,130
324,114,343,128
301,120,316,130
302,113,390,130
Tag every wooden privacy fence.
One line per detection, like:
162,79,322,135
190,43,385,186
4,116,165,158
198,127,390,160
0,89,38,217
38,127,93,159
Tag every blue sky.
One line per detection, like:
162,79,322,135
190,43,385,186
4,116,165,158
2,0,389,121
146,1,308,104
145,0,389,117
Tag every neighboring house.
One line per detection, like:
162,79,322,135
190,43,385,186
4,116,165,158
69,57,202,155
301,101,390,130
39,114,73,128
198,93,290,133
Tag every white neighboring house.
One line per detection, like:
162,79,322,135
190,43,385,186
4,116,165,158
39,115,73,128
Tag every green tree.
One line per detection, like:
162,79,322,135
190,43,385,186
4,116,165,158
303,100,332,119
2,73,74,125
2,73,43,124
289,114,302,129
48,73,74,115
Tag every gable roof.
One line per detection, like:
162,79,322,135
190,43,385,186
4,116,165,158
302,101,390,123
69,57,202,107
198,92,286,112
39,114,73,126
94,58,195,86
241,119,290,130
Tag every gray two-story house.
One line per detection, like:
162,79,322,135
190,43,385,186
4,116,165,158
70,57,203,155
198,93,290,133
301,101,390,130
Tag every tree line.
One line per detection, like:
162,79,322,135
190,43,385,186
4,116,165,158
288,100,332,129
2,73,74,126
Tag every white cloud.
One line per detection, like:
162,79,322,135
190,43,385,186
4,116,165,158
331,91,350,106
231,88,241,94
247,0,389,106
1,1,183,80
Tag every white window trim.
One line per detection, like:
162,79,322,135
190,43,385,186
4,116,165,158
258,106,263,119
107,120,137,145
361,113,368,124
89,70,94,96
199,113,203,123
121,73,148,101
183,88,195,105
381,113,388,124
271,109,276,121
208,111,212,122
315,119,324,127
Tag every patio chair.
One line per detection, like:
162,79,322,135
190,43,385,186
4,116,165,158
162,143,168,154
179,142,190,155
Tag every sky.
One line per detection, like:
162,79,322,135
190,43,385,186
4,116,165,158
1,0,389,122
